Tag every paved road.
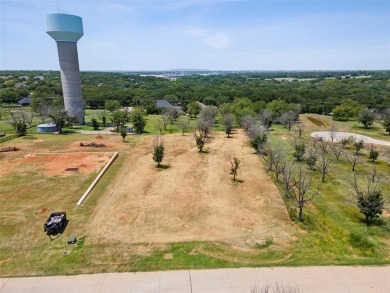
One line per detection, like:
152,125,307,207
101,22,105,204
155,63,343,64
1,266,390,292
310,131,390,146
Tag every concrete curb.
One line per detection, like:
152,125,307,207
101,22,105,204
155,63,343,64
76,152,118,205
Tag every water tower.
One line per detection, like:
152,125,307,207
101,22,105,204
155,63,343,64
46,13,84,124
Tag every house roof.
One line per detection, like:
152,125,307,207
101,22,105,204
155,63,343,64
14,82,28,89
156,100,174,108
18,96,31,105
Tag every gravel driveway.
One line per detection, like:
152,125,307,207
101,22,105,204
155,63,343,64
310,131,390,146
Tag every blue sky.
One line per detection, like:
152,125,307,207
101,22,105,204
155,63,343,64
1,0,389,70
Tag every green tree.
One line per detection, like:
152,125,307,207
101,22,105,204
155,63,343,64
105,100,121,112
332,98,363,121
188,102,201,118
381,109,390,135
120,127,127,142
111,110,129,132
130,107,147,134
353,175,384,224
152,135,164,166
49,110,71,133
91,118,99,130
13,120,27,136
293,140,306,161
357,108,375,128
368,144,379,163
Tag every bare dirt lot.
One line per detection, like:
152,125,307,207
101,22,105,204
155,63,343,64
0,152,113,177
88,130,296,247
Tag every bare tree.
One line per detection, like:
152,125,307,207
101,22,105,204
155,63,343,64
370,166,378,183
317,147,332,182
329,124,337,143
340,136,353,149
247,123,268,154
345,152,361,171
35,103,52,124
226,154,240,181
305,148,317,170
384,149,390,167
241,115,256,130
160,110,170,130
258,109,273,130
281,161,295,198
292,165,318,221
263,146,283,172
177,116,190,135
279,111,296,130
329,142,344,161
155,119,164,134
221,113,235,138
294,122,305,138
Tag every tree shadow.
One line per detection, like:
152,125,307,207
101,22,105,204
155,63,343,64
232,179,245,183
156,164,170,169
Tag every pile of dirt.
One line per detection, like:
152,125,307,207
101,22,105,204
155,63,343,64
0,147,19,152
80,142,105,148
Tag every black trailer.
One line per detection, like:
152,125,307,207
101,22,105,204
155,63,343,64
44,212,67,235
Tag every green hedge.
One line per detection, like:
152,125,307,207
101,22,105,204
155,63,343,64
0,134,18,144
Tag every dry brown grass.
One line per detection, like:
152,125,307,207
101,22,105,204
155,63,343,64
87,130,296,247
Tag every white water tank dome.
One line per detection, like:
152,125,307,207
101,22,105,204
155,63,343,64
37,123,58,133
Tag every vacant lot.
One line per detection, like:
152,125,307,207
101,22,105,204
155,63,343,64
88,130,295,246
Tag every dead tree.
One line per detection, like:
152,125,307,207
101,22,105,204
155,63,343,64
345,152,361,171
177,116,190,135
292,165,318,221
329,142,344,161
294,122,305,138
317,147,332,182
263,146,283,172
281,161,295,198
226,154,240,181
329,124,337,143
160,112,170,131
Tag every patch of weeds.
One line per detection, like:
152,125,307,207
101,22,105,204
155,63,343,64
349,232,379,255
74,236,86,250
23,135,37,140
254,239,273,249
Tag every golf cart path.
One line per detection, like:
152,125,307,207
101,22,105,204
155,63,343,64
1,266,390,292
311,131,390,146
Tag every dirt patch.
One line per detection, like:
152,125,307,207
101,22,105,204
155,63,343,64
87,131,297,247
163,253,173,259
0,152,113,177
382,210,390,220
38,207,51,215
280,134,290,140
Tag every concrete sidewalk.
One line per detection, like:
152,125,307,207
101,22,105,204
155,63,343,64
1,266,389,293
